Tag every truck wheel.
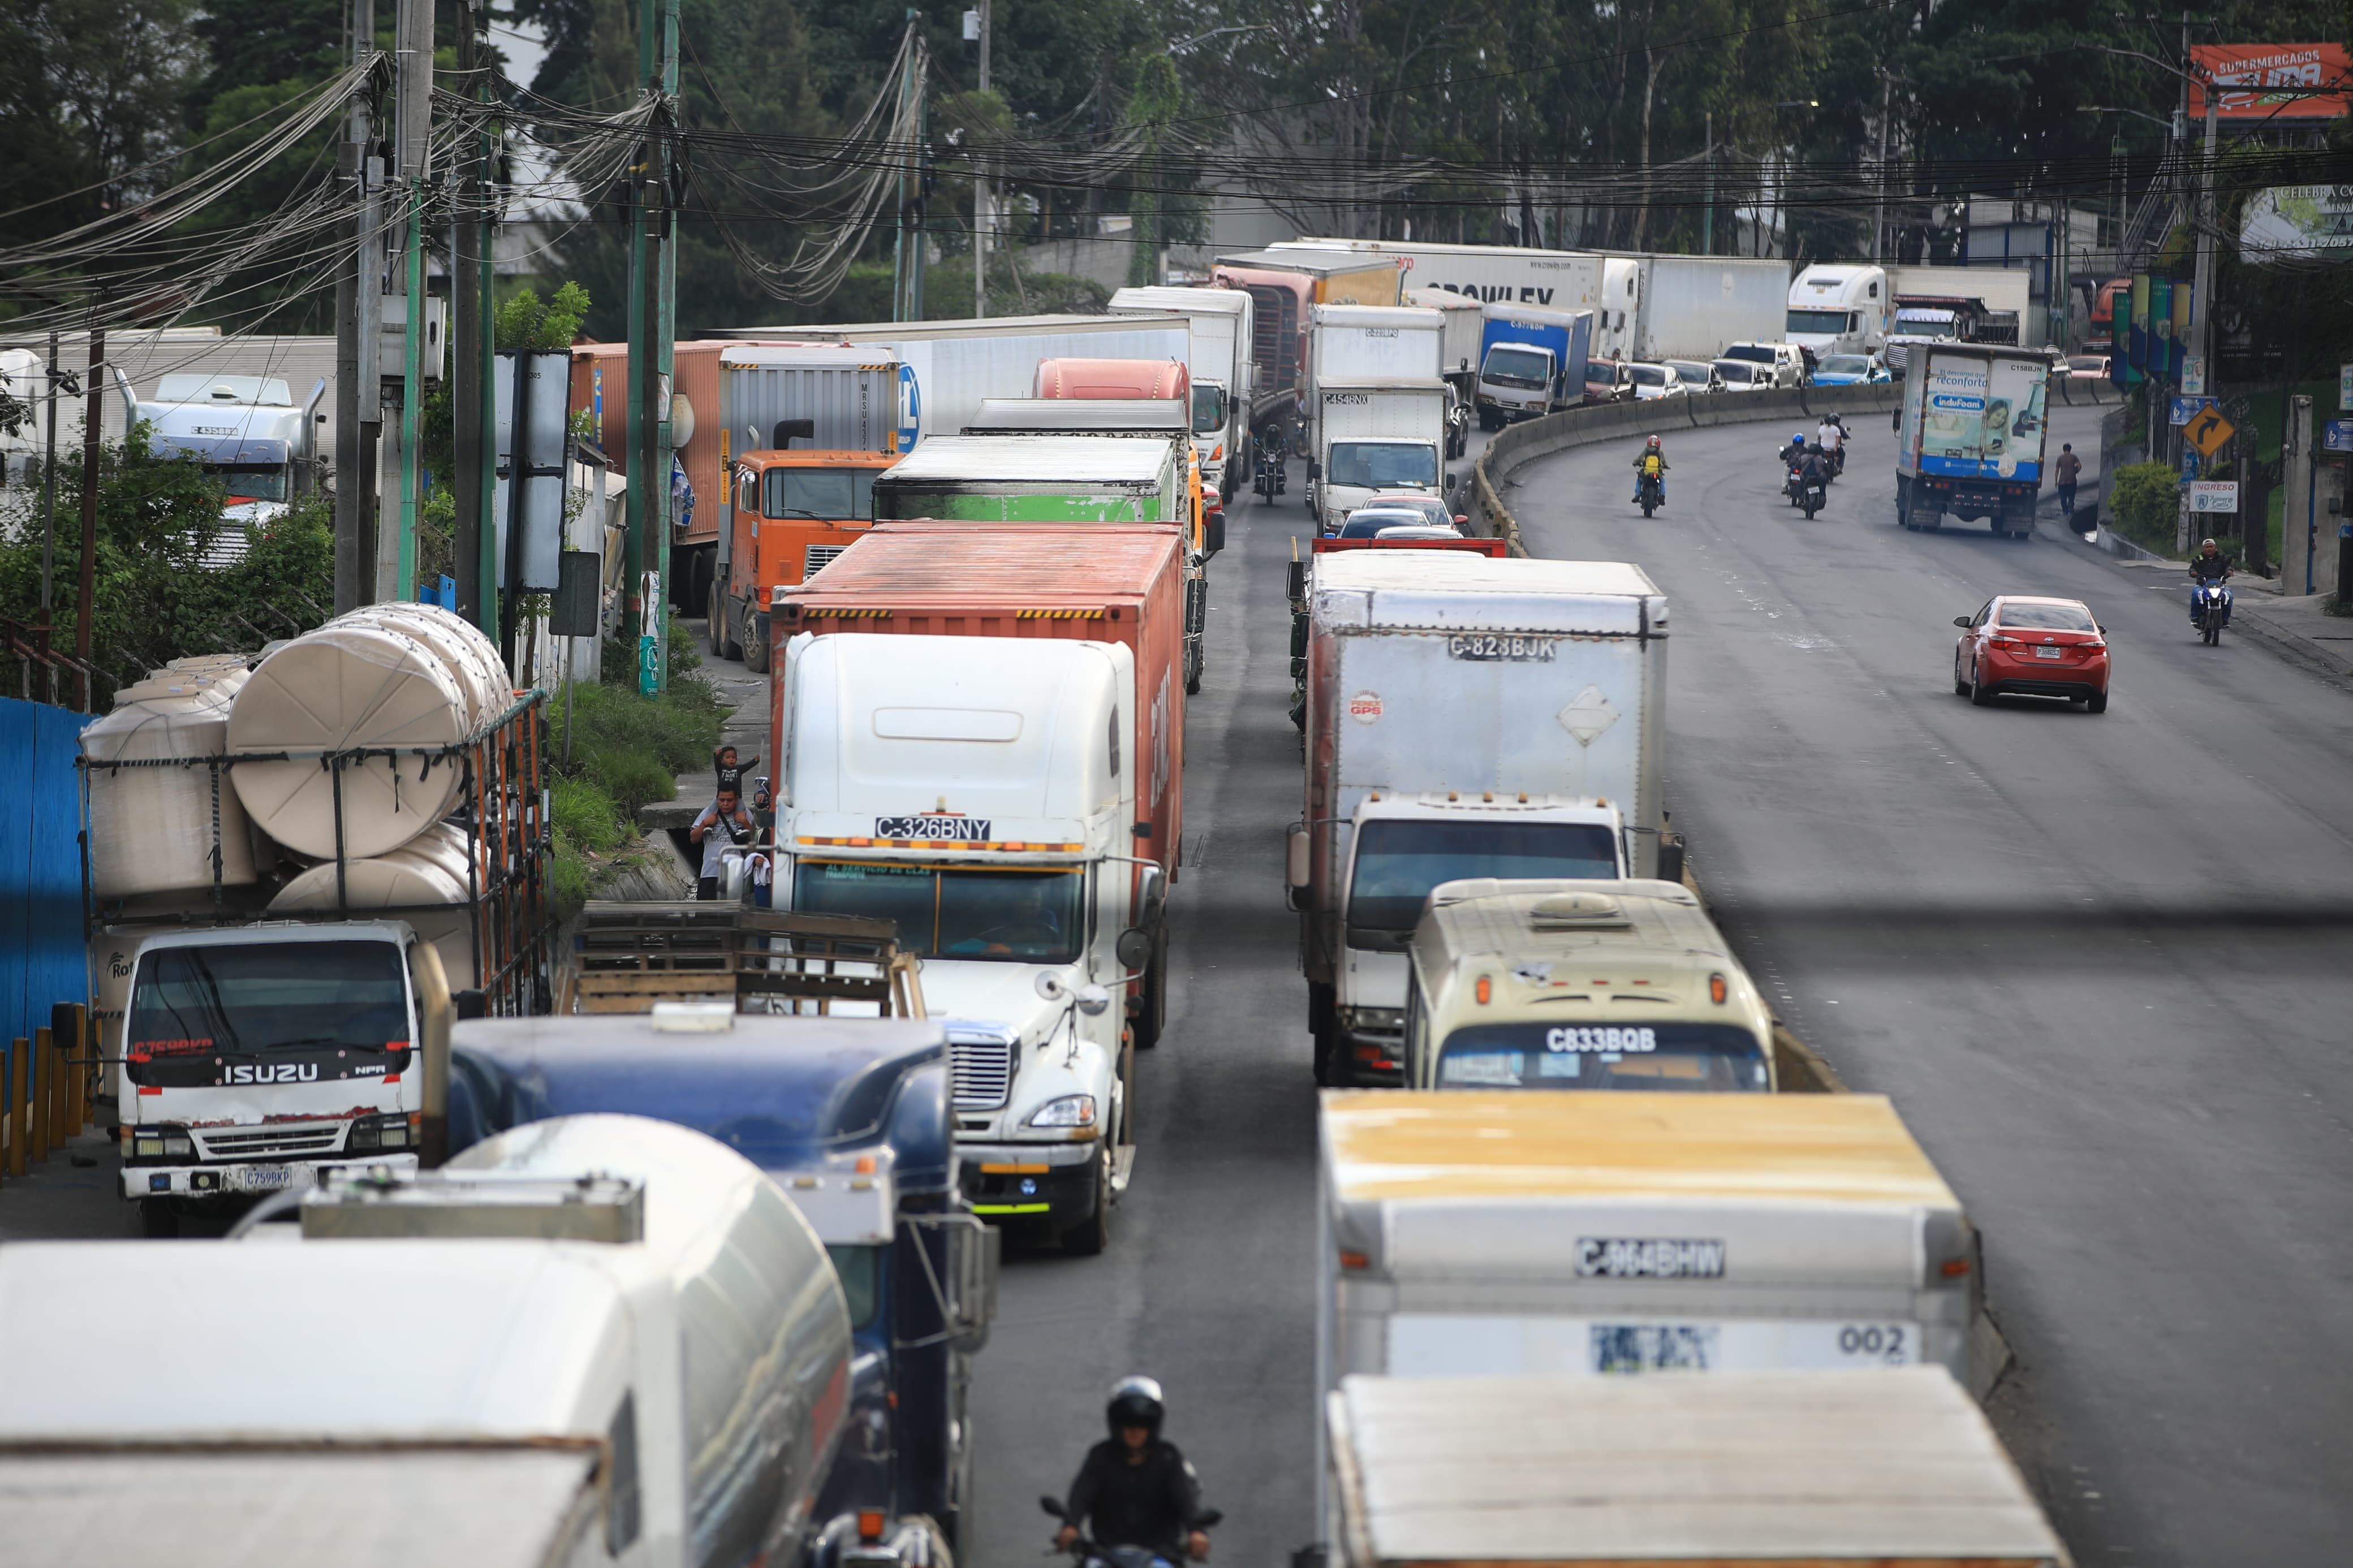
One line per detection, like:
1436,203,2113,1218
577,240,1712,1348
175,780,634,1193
710,584,744,661
705,580,727,656
139,1199,179,1239
1060,1144,1111,1256
740,601,769,674
1134,924,1169,1049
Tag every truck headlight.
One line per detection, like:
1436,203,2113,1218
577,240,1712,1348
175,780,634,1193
1341,1007,1404,1034
134,1134,164,1159
1024,1094,1097,1130
162,1133,193,1157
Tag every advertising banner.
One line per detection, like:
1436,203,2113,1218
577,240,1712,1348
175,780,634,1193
2188,44,2352,120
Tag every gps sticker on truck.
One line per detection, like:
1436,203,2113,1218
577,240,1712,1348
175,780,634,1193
1576,1237,1727,1280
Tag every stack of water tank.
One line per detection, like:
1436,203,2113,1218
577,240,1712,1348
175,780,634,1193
80,604,513,983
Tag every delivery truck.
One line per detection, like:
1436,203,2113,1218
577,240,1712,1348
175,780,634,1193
1324,1371,2071,1568
1288,554,1673,1085
773,520,1186,1062
732,315,1190,446
1787,262,1893,355
1401,876,1778,1092
1883,265,2035,373
1403,286,1485,383
1309,378,1450,535
1316,1090,1994,1390
868,434,1205,691
1895,343,2054,537
1304,304,1445,449
1108,284,1257,498
450,1001,994,1560
1212,250,1404,432
0,1115,864,1568
1473,303,1593,427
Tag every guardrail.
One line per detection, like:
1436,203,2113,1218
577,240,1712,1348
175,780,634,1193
1466,384,1907,554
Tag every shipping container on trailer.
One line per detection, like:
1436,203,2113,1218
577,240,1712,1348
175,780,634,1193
1213,251,1404,425
570,340,741,612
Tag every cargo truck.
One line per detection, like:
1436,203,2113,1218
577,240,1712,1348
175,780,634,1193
1309,378,1450,535
0,1115,872,1568
1323,1371,2070,1568
1031,356,1222,538
1288,554,1674,1085
869,434,1206,692
112,369,328,528
769,607,1174,1253
1212,250,1404,434
713,421,905,671
1402,876,1777,1092
1591,253,1791,363
732,315,1189,445
1107,284,1257,499
1473,303,1593,428
1303,303,1444,450
1403,286,1485,384
1316,1090,1994,1390
774,520,1186,1059
1895,343,2053,537
450,998,994,1560
1882,265,2035,373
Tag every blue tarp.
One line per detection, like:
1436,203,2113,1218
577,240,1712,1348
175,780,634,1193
1,698,87,1086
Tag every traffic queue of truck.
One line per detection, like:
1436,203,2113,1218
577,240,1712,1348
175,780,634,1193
12,254,2074,1566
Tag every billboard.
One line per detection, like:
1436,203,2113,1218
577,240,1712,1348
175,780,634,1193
2188,44,2352,120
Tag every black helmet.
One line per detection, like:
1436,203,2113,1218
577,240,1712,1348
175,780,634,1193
1106,1375,1165,1439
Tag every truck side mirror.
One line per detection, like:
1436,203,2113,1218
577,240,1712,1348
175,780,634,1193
1307,460,1322,481
1135,863,1167,927
1286,824,1309,890
453,988,487,1020
947,1216,999,1354
1656,833,1687,885
1117,927,1153,970
1285,559,1306,603
1444,471,1456,490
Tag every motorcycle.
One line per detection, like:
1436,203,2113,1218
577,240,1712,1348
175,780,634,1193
1635,470,1664,517
1042,1496,1223,1568
1253,430,1289,501
1799,471,1827,519
2192,579,2233,645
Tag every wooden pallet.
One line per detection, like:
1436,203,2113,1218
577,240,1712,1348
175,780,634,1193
559,902,926,1017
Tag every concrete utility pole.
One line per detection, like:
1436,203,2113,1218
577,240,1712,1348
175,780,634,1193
76,325,102,707
2188,87,2218,397
625,0,681,694
1873,75,1892,263
973,0,991,318
2283,395,2313,595
453,0,500,638
387,0,432,603
333,0,378,614
893,12,922,323
1702,112,1713,256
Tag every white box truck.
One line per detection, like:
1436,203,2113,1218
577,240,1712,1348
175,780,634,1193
773,632,1168,1255
1404,287,1485,382
0,1115,875,1568
1316,1090,1994,1391
1310,378,1450,534
1287,553,1673,1085
1896,343,2054,537
1324,1371,2071,1568
1108,284,1256,500
736,315,1190,442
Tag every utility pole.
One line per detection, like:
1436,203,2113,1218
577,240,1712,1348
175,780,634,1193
76,325,102,709
1702,112,1713,256
39,332,58,647
973,0,990,318
389,0,432,603
333,0,378,614
1873,74,1893,263
2188,83,2218,396
892,12,920,323
453,0,500,639
624,0,680,694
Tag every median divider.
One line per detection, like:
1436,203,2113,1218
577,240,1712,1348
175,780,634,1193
1468,383,1905,555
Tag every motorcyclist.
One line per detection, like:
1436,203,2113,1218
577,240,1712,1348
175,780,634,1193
2189,537,2231,622
1781,430,1808,468
1631,435,1669,504
1796,441,1830,490
1056,1377,1212,1563
1816,414,1845,476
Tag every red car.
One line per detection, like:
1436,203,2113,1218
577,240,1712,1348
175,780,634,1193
1953,595,2110,712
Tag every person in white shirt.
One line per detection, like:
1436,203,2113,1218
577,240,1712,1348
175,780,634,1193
689,788,753,901
1816,414,1845,475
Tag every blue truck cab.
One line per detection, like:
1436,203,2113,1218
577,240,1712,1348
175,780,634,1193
1473,303,1593,429
446,1010,996,1565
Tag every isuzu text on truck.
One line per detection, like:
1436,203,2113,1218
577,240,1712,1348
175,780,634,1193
1289,554,1678,1085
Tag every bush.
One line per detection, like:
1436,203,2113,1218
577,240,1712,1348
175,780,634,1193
2107,461,2182,554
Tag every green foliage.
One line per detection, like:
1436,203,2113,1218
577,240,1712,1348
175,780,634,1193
0,435,333,692
497,283,594,352
2108,461,2183,554
545,642,729,917
421,280,594,511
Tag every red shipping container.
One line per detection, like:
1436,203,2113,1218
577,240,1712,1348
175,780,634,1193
771,522,1187,884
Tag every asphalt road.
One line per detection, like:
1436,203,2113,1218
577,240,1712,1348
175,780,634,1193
967,478,1326,1568
1502,406,2353,1566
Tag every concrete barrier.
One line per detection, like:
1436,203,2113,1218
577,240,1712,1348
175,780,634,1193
1469,385,1907,554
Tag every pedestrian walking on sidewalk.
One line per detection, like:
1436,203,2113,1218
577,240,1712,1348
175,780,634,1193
2055,443,2083,528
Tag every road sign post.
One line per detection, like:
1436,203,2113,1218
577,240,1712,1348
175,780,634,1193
2183,404,2235,458
2190,480,2238,513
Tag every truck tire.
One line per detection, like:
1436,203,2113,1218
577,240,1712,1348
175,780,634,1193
1133,923,1170,1049
740,601,769,674
1060,1143,1111,1256
710,583,743,662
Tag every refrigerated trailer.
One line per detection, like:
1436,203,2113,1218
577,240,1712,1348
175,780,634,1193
1108,285,1257,499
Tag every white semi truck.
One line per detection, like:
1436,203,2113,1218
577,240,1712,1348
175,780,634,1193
114,368,327,527
1288,553,1674,1085
1108,284,1256,501
774,632,1166,1254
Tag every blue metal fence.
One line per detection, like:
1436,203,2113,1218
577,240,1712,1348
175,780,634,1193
1,698,87,1093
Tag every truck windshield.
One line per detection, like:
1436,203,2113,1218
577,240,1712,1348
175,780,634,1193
1347,820,1619,939
1326,442,1437,491
207,464,290,502
1786,309,1854,335
1191,385,1226,435
766,468,878,520
1436,1022,1768,1092
1480,347,1550,388
795,861,1084,962
124,941,411,1090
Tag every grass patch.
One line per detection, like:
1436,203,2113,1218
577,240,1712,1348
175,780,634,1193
544,617,730,919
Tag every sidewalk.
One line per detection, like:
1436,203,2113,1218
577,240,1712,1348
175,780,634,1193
640,624,772,832
2049,523,2353,683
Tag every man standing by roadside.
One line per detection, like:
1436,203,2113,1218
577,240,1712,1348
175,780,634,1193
2055,443,2084,528
690,787,754,901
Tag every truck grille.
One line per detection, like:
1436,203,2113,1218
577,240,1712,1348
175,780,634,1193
947,1030,1016,1110
193,1125,344,1159
804,545,848,578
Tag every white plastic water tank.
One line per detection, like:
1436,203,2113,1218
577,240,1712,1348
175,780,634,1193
227,621,468,859
80,690,259,898
265,823,484,984
340,608,505,733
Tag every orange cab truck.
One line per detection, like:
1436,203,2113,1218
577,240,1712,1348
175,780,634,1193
571,340,915,629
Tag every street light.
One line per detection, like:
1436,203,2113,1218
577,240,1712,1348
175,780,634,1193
2079,104,2178,132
